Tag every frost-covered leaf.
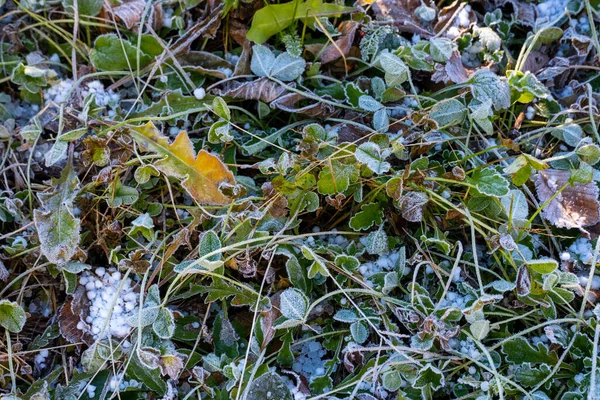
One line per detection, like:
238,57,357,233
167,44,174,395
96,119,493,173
90,34,161,71
358,95,383,112
576,143,600,165
551,124,583,147
430,98,466,127
469,69,511,110
355,142,392,174
535,169,600,229
333,309,358,323
271,52,306,81
317,162,359,195
382,370,403,391
349,203,383,231
527,258,558,274
515,363,552,387
350,321,368,344
365,229,388,255
429,37,454,62
33,164,80,266
129,122,235,205
153,307,175,339
63,0,102,17
377,51,409,87
414,364,445,390
468,167,510,197
469,99,494,135
373,109,389,132
279,288,308,320
109,182,139,207
470,319,490,340
500,189,529,220
474,26,501,52
399,191,428,222
0,300,26,332
246,372,293,400
501,337,558,365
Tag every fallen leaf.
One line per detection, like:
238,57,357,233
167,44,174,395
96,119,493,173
431,52,469,84
214,77,288,103
111,0,163,31
321,21,360,64
271,93,339,118
372,0,432,37
129,123,235,205
535,169,600,230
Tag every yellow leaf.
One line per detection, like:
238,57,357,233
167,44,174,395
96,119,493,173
129,122,235,205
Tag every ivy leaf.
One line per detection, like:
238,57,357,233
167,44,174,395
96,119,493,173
468,167,510,197
246,0,353,44
501,337,558,365
355,142,392,174
129,122,235,205
33,164,81,266
349,203,384,231
0,300,26,332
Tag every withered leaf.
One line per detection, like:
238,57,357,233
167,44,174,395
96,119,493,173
516,264,531,297
321,21,360,64
535,169,600,230
372,0,432,37
214,77,288,103
398,191,428,222
129,123,235,205
270,93,339,118
431,52,469,84
58,287,89,344
111,0,163,31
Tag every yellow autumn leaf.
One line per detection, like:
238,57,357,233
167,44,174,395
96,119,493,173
129,122,235,205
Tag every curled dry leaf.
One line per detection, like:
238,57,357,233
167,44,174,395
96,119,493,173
321,21,360,64
432,52,469,84
271,93,339,118
111,0,163,31
214,77,288,103
496,0,536,27
59,287,90,344
372,0,432,37
179,51,234,80
128,122,235,205
535,169,600,230
398,191,428,222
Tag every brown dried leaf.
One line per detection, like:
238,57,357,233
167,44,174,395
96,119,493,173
516,264,531,297
179,51,234,80
159,352,187,379
372,0,432,37
270,93,339,118
496,0,536,27
535,169,600,230
58,287,89,344
431,52,469,84
321,21,360,64
112,0,163,31
214,77,288,103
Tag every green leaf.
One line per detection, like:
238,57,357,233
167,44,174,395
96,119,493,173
468,167,510,197
350,321,368,344
349,203,384,231
246,372,293,400
33,164,81,265
577,143,600,165
515,363,552,387
62,0,102,16
355,142,392,174
526,258,558,274
109,181,139,207
271,52,306,81
501,337,558,365
127,350,167,395
212,96,230,120
279,288,308,320
0,300,26,332
11,63,57,93
377,51,409,87
414,364,445,391
177,279,271,310
213,314,239,357
469,69,511,110
317,162,359,195
153,307,175,339
90,34,161,71
470,319,490,340
246,0,353,44
551,124,583,147
429,37,454,62
333,309,358,323
430,98,467,127
250,45,275,76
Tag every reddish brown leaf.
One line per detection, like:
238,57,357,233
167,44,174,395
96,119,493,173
321,21,360,64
